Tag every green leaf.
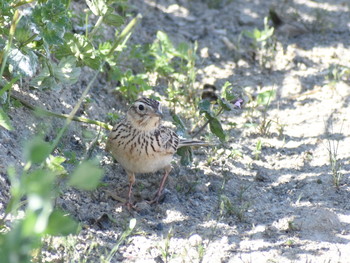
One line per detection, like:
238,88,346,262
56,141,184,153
32,0,70,45
104,13,124,27
156,31,176,55
171,113,187,136
30,72,61,90
0,77,19,98
98,41,112,55
14,17,32,43
54,56,81,84
68,161,103,190
45,210,79,236
0,108,13,130
198,99,212,116
30,56,81,90
56,33,101,69
86,0,108,16
209,117,226,142
46,155,67,176
23,169,55,198
25,138,51,164
256,90,275,105
129,218,136,229
5,166,22,214
221,81,237,101
218,98,233,111
8,48,38,78
0,219,40,263
177,146,193,166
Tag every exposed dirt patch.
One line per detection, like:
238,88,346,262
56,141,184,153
1,0,350,262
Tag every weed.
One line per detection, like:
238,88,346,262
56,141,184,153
325,122,344,188
133,31,198,106
159,227,174,263
197,242,205,262
257,89,275,136
194,82,243,140
244,17,277,69
105,218,137,262
0,1,117,255
326,64,350,87
245,89,276,136
253,139,263,160
219,179,251,222
287,220,298,232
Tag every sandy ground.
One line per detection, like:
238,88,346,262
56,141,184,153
1,0,350,262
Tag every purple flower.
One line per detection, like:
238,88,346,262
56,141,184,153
233,99,244,109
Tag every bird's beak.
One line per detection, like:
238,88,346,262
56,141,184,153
153,109,163,118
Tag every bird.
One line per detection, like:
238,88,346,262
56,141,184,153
105,97,207,208
269,8,308,38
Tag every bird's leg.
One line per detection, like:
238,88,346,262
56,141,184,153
126,171,136,209
150,166,172,204
105,171,136,209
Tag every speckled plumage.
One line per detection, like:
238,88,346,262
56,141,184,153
106,97,206,206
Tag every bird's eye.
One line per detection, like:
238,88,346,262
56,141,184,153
138,104,144,111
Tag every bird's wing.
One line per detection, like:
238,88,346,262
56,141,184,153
155,126,179,154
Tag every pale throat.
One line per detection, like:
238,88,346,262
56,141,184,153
127,114,161,132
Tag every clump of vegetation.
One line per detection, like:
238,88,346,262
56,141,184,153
243,17,277,70
326,64,350,87
0,0,140,261
325,121,344,188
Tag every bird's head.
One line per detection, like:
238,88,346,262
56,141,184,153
126,98,163,131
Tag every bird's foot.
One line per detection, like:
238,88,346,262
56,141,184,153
147,190,165,205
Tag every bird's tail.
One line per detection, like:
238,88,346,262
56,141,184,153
178,140,210,148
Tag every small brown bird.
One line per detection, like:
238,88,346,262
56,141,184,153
106,97,206,207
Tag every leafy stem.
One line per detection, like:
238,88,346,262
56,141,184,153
10,93,113,131
0,10,21,79
108,14,142,57
88,16,104,39
11,0,36,8
192,107,224,138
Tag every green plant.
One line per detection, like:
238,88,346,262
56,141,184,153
245,89,276,136
173,82,243,164
111,68,151,101
0,136,103,262
253,139,263,160
1,0,141,127
325,122,344,188
220,195,250,222
0,0,129,255
159,227,174,263
0,71,104,260
195,82,243,141
326,64,350,87
197,242,205,262
244,17,276,69
104,218,137,262
257,89,277,136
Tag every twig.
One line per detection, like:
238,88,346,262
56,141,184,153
10,93,113,131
